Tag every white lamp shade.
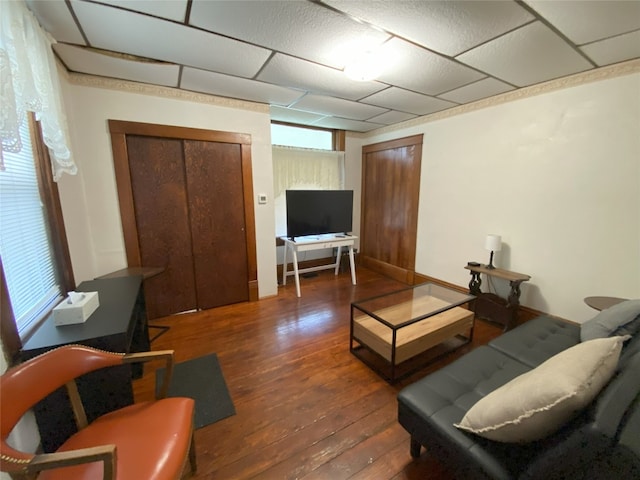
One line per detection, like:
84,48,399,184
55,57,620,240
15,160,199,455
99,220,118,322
485,234,502,252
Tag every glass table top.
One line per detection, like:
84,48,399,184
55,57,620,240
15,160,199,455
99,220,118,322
351,283,475,330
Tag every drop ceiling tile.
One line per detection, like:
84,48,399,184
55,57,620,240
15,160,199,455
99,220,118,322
366,110,418,126
324,0,534,56
27,0,85,44
54,44,180,87
70,0,271,78
375,38,485,96
270,106,328,125
92,0,188,22
312,117,384,133
258,54,387,101
525,0,640,45
362,87,457,116
291,94,388,121
438,77,515,104
181,68,305,106
457,22,593,87
189,0,390,70
581,30,640,67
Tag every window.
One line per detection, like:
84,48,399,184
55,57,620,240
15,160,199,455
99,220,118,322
271,123,333,150
271,124,345,238
0,115,73,353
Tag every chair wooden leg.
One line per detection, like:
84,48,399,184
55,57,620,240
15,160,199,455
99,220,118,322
410,436,422,458
188,431,197,473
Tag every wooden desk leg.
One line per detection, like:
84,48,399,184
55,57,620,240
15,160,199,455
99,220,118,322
334,246,342,276
282,242,288,286
506,280,524,328
468,271,482,295
348,246,357,285
292,249,301,297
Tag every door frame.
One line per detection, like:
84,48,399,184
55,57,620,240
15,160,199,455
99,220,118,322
108,120,259,301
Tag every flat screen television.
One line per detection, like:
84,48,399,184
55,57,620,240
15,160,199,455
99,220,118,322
286,190,353,239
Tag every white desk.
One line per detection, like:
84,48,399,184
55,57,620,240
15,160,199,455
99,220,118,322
281,234,357,297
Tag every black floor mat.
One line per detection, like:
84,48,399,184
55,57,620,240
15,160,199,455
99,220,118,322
156,353,236,429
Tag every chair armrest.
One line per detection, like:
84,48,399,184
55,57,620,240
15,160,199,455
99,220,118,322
122,350,174,399
26,444,116,479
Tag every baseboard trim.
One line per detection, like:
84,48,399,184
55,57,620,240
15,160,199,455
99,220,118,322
360,256,414,284
413,272,571,325
248,280,259,301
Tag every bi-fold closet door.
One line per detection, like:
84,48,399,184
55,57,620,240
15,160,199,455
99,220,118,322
110,121,258,320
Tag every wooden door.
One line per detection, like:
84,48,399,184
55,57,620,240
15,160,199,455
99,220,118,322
109,121,258,320
127,136,197,319
360,135,423,284
184,140,249,309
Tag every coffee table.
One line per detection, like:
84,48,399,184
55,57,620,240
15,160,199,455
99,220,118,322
350,283,475,383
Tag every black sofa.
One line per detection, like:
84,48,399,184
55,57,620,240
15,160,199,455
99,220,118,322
397,314,640,479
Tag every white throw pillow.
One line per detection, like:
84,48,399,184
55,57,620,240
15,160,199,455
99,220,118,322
454,335,628,443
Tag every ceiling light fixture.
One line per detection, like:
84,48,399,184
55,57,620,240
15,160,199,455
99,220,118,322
343,51,381,82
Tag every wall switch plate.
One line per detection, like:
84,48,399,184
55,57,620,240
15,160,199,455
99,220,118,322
258,194,267,204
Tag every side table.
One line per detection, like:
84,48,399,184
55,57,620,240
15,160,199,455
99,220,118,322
584,296,627,311
97,266,168,341
464,264,531,331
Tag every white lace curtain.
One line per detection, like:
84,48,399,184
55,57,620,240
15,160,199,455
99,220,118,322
0,0,76,180
272,145,345,198
272,145,345,236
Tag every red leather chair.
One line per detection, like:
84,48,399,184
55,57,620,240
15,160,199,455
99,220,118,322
0,345,196,479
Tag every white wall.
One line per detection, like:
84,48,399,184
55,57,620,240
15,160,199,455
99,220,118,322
57,77,278,298
1,345,40,478
54,69,639,320
351,72,640,323
344,132,363,252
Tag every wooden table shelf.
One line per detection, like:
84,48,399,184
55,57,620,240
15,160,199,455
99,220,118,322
350,283,475,383
464,264,531,331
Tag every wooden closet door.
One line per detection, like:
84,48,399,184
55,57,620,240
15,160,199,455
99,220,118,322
126,135,198,319
361,135,423,283
110,120,259,320
184,140,249,309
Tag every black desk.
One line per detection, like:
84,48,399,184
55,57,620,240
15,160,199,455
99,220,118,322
20,276,149,452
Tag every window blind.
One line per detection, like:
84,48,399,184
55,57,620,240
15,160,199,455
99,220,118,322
0,120,62,337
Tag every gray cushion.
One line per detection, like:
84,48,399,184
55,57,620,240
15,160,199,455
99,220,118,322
581,299,640,341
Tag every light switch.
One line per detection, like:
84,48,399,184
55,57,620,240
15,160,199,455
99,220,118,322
258,194,267,204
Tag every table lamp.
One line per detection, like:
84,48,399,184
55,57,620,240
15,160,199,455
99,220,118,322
485,234,502,269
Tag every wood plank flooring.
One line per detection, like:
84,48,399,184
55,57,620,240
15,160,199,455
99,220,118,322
132,267,504,479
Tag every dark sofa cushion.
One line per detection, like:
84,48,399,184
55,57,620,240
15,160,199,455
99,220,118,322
488,315,580,368
398,346,532,479
521,350,640,479
397,317,640,479
398,346,531,426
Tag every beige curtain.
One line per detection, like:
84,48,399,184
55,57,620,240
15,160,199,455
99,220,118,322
273,146,344,197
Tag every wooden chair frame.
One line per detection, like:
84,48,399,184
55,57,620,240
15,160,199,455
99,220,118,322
2,348,196,480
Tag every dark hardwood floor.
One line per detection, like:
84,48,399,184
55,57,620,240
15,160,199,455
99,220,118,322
132,266,504,479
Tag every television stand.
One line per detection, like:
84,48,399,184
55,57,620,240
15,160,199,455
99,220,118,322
281,234,358,297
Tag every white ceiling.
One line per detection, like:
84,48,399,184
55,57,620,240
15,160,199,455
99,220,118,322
27,0,640,132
